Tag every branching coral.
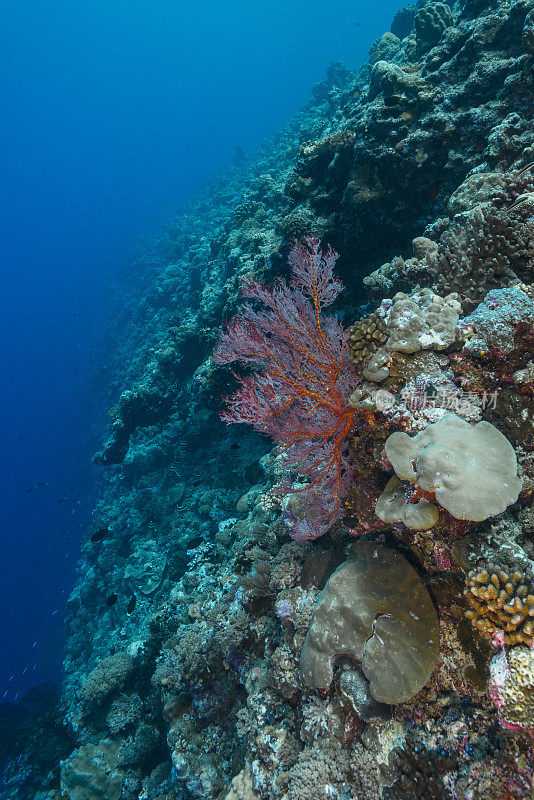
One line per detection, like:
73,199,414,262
465,563,534,646
384,732,456,800
214,236,360,540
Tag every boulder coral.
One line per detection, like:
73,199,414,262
414,1,452,54
300,542,439,703
348,287,461,383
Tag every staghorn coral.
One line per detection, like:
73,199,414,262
378,414,522,524
300,542,439,703
465,562,534,646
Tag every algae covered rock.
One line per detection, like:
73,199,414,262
60,738,124,800
460,286,534,355
300,543,439,703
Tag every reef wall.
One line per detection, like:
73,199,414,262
4,0,533,797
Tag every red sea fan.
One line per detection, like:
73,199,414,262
213,236,359,540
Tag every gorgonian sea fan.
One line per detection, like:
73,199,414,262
213,236,359,541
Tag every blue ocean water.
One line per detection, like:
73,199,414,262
0,0,402,703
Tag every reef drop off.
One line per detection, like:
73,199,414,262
3,0,534,798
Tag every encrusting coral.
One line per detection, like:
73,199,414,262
489,645,534,734
375,475,440,530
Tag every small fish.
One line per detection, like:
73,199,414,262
514,161,534,179
106,593,118,607
91,527,109,543
507,192,533,211
57,497,66,504
354,21,361,26
26,486,36,493
32,641,37,648
384,93,407,107
230,442,240,451
127,595,137,613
